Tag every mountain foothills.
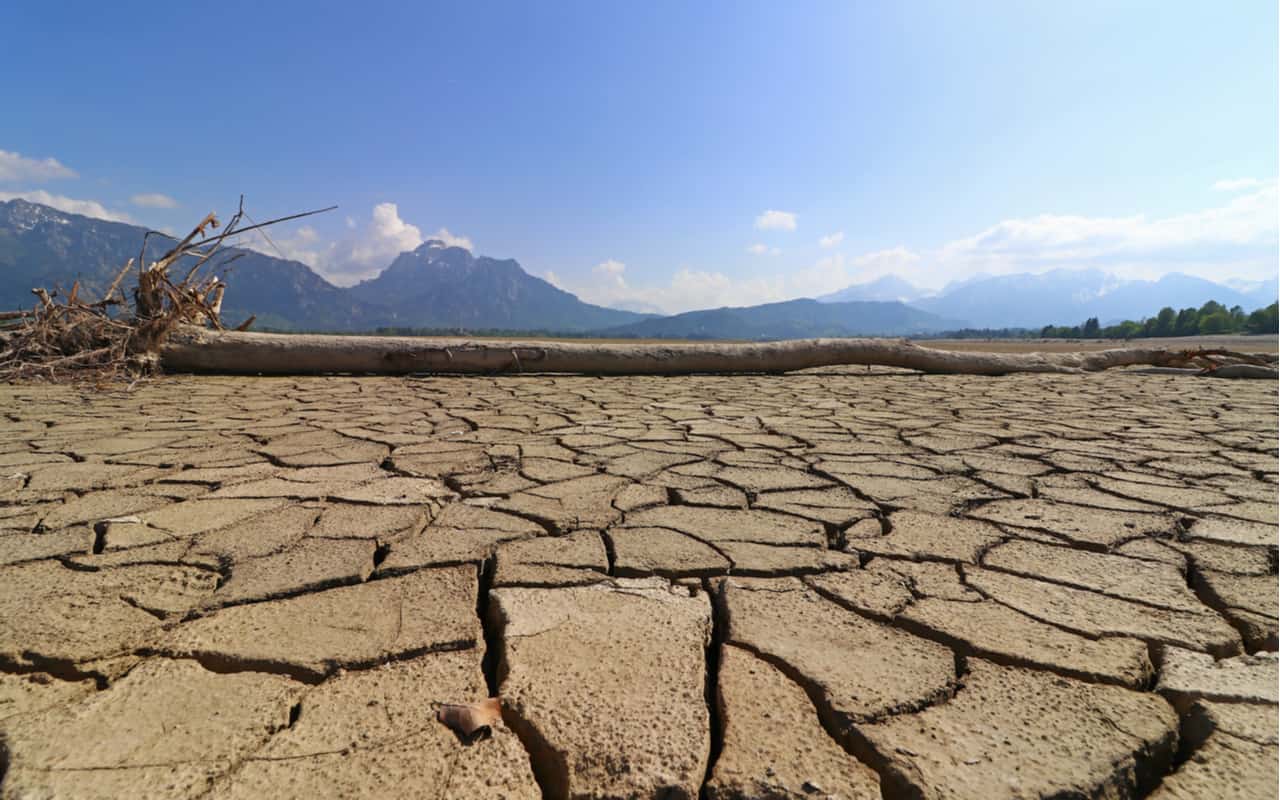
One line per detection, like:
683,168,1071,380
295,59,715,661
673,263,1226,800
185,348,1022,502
1,198,1276,338
600,298,958,339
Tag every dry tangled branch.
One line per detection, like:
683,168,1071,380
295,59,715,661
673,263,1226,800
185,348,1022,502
0,200,332,384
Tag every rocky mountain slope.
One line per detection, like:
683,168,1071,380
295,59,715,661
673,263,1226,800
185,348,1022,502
349,241,646,331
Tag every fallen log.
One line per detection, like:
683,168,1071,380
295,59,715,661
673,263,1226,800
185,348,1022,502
160,327,1279,378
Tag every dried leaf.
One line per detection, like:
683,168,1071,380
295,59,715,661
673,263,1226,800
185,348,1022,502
436,697,502,737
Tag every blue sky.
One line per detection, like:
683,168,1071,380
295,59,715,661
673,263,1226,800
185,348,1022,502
2,1,1276,312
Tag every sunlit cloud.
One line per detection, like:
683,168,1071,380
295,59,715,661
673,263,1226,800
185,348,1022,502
563,180,1279,310
1213,178,1263,192
754,209,797,231
0,149,77,183
255,201,473,285
130,193,178,208
0,189,133,223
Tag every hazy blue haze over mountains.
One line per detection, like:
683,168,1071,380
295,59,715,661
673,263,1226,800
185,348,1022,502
599,298,958,339
824,269,1278,329
818,275,932,304
1,199,1275,338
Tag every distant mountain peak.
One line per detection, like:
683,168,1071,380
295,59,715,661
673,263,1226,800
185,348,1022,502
412,238,471,256
819,275,930,304
419,238,466,251
345,242,645,330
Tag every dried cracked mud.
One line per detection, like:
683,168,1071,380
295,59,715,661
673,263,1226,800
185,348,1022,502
0,368,1275,799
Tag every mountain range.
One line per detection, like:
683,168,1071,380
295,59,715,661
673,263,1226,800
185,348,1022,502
823,270,1278,329
0,199,644,332
600,298,957,339
2,198,1275,338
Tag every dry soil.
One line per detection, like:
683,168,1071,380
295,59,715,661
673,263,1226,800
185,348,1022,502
0,367,1275,799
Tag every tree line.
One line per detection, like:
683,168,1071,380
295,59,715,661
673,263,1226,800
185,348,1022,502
1039,300,1278,340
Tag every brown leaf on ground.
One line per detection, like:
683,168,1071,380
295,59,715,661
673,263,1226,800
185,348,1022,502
436,697,502,737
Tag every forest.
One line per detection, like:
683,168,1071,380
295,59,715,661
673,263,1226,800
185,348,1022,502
1039,300,1279,340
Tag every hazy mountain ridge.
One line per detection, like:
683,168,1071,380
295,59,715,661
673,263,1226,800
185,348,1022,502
819,275,931,304
823,268,1279,329
4,199,1275,337
599,298,959,339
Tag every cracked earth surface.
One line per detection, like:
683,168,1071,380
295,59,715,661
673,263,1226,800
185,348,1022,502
0,369,1275,799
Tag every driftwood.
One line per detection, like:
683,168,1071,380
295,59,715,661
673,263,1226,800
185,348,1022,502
1,201,334,383
161,328,1280,378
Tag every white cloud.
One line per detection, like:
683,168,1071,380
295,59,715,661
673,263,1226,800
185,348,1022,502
431,227,473,250
565,260,790,314
254,202,473,285
0,149,77,183
0,189,133,223
852,246,921,274
260,225,325,268
819,231,844,248
542,270,564,288
130,192,178,208
746,243,780,256
839,179,1279,289
754,209,797,231
563,180,1280,311
1213,178,1263,192
587,259,630,293
932,179,1277,280
347,202,424,267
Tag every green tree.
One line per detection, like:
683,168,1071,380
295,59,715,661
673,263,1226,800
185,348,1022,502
1174,307,1200,336
1245,302,1279,334
1199,300,1226,317
1198,310,1233,334
1081,317,1101,338
1153,307,1176,336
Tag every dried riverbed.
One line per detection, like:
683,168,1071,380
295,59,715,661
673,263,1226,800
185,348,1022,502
0,369,1276,798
